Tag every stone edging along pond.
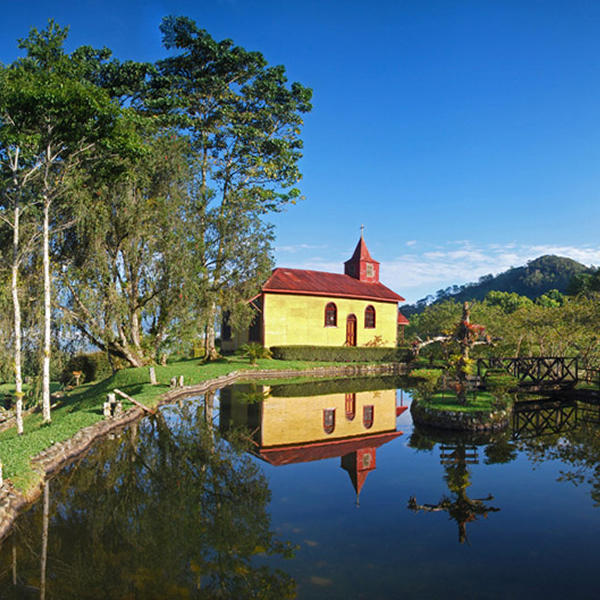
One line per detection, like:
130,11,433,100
0,362,406,542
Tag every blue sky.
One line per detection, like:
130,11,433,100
2,0,600,303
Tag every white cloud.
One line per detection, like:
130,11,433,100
274,238,600,304
275,243,327,253
381,241,600,303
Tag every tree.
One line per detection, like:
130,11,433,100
406,299,462,362
0,21,122,423
0,86,40,433
567,267,600,296
484,290,533,313
147,16,312,359
536,289,565,308
411,302,492,403
58,131,193,367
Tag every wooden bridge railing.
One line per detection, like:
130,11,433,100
512,399,578,440
477,357,578,387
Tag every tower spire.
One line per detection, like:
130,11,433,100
344,232,380,283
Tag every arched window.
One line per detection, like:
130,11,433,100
345,393,356,421
323,408,336,434
363,405,374,429
325,302,337,327
365,305,376,329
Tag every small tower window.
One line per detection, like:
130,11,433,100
325,302,337,327
363,405,374,429
366,263,374,278
365,305,376,329
323,409,336,434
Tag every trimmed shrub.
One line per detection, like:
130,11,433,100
269,345,413,363
484,369,518,407
407,367,444,400
60,352,121,386
410,368,443,385
269,375,408,398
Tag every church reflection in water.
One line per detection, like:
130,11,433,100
219,383,407,505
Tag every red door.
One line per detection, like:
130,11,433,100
346,314,357,346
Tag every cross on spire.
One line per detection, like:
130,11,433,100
360,224,365,237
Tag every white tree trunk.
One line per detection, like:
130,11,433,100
204,303,219,361
40,480,50,600
12,205,24,435
42,200,51,424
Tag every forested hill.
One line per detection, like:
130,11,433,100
404,255,588,315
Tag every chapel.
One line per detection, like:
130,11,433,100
221,234,407,350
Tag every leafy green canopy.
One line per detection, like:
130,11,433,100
0,16,312,380
148,15,312,212
407,291,600,372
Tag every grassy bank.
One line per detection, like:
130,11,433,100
0,356,347,492
419,390,508,413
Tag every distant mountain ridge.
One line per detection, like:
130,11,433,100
403,255,588,315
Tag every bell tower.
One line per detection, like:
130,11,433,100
344,230,380,284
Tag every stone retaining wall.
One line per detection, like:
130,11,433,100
0,362,406,542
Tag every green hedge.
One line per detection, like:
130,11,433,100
269,375,408,398
60,352,120,386
269,345,413,363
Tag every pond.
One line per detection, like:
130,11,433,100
1,377,600,599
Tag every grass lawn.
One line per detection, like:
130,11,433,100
0,356,347,492
420,390,508,413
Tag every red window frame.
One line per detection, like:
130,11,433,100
345,393,356,421
325,302,337,327
365,305,376,329
323,408,336,434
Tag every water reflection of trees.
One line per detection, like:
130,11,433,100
408,427,512,544
0,398,296,599
517,400,600,506
408,399,600,543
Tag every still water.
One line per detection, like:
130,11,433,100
2,377,600,599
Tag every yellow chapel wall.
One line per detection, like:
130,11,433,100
263,292,398,348
260,388,397,447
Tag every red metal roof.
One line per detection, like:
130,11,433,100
263,268,405,303
345,235,380,265
257,430,403,466
398,312,410,325
396,406,409,417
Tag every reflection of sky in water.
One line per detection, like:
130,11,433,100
3,382,600,600
237,388,600,599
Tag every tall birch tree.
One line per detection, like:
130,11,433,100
0,21,121,423
0,109,40,433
